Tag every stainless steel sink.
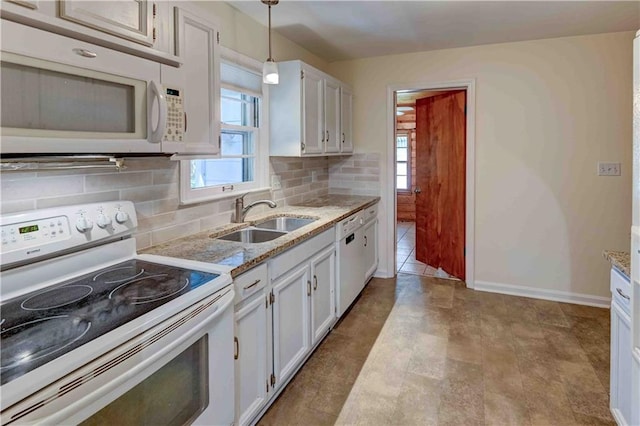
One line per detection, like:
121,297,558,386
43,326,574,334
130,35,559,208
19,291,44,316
254,216,317,232
216,228,287,243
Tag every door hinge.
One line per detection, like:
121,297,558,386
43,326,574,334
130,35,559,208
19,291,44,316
152,27,156,42
301,142,305,152
266,380,269,393
217,31,220,44
307,280,311,296
269,291,275,305
270,373,276,387
301,70,304,79
152,3,157,17
266,294,269,308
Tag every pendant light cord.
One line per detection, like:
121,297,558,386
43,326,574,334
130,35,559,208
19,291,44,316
268,4,273,61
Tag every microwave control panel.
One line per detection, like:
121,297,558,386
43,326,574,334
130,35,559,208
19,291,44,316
163,87,185,143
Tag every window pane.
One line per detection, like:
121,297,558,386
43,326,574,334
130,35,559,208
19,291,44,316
397,147,407,162
397,176,408,189
221,130,254,156
397,163,407,175
220,89,258,127
190,157,255,189
396,135,408,148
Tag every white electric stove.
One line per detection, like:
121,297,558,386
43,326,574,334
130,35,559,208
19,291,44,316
0,201,235,425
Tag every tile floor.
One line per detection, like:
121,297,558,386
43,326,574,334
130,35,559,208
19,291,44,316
258,274,613,426
397,221,456,279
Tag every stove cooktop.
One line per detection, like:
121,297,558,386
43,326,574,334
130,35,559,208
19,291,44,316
0,259,220,386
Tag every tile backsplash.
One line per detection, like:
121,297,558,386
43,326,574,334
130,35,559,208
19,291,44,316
0,153,379,250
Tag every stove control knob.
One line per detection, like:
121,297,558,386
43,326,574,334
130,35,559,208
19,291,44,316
96,214,112,229
115,211,129,224
76,217,94,233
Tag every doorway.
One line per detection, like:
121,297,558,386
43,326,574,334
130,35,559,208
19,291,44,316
385,80,476,287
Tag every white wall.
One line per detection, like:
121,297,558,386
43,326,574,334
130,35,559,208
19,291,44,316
195,1,329,71
328,31,635,300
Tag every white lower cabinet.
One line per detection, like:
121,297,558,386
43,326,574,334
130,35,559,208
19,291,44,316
233,264,270,426
363,218,378,282
610,268,633,426
234,228,336,425
272,264,312,389
310,246,336,346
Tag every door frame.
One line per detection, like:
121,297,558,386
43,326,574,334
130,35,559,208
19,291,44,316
385,79,476,288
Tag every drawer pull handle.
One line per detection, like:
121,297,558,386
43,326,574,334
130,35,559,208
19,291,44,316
243,279,261,290
616,288,630,300
234,337,239,360
73,48,97,58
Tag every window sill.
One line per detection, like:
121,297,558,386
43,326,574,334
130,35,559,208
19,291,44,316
179,186,272,205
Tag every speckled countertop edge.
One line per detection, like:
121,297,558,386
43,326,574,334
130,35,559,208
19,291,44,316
603,250,630,278
142,195,380,278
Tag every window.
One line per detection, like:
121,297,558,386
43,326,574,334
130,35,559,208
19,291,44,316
396,132,410,191
180,50,268,204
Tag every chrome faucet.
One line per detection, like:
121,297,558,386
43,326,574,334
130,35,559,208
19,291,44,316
234,194,277,223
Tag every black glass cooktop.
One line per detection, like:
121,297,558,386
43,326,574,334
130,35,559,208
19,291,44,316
0,260,219,386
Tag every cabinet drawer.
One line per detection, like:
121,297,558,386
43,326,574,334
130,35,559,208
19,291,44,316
270,228,335,281
611,268,631,316
234,263,268,304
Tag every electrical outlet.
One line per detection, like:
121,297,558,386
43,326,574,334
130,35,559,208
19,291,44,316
271,175,282,190
597,162,621,176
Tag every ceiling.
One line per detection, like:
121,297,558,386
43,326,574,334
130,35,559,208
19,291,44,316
227,1,640,62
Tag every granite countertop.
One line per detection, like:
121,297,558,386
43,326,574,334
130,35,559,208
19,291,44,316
142,195,380,278
603,250,631,278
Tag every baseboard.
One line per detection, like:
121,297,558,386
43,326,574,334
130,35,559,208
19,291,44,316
474,280,611,308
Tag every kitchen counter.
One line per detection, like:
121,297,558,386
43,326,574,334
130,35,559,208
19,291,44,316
604,250,631,279
142,195,380,277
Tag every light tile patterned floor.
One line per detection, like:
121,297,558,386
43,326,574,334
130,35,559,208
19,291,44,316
258,274,613,426
397,221,456,279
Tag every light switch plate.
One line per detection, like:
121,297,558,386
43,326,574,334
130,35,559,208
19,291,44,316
271,174,282,190
597,162,621,176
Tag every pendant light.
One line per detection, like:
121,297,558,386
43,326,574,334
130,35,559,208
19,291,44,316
262,0,279,85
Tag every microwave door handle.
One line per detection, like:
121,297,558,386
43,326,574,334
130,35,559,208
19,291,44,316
148,80,167,143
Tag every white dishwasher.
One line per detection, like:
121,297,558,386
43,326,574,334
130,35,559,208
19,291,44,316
336,210,365,317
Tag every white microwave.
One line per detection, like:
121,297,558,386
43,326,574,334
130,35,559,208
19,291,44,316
0,20,183,154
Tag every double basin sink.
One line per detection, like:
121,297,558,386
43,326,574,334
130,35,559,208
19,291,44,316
215,216,317,244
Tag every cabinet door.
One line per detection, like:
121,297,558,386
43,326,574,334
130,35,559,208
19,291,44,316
324,79,341,153
340,86,353,153
610,302,633,426
59,0,154,46
301,68,324,155
363,219,378,281
272,264,311,389
310,246,336,346
161,8,220,154
234,291,270,426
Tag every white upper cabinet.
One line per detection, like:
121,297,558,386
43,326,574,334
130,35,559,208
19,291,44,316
340,85,354,153
324,78,341,153
301,67,324,155
58,0,154,46
1,0,179,66
269,60,353,157
160,7,220,155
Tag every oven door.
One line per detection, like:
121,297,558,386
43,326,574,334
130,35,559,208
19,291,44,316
0,20,164,154
1,288,235,426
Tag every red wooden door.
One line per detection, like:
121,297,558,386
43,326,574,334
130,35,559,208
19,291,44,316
414,91,466,280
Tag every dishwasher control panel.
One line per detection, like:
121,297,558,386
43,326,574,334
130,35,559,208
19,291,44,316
337,212,363,239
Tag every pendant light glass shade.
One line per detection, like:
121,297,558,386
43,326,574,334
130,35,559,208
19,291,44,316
263,59,279,84
262,0,279,85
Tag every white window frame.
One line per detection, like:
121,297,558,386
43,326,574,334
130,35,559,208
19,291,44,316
179,47,270,205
